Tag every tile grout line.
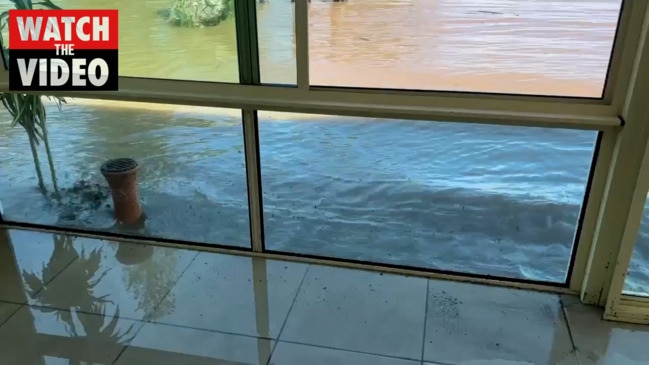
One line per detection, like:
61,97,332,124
26,302,146,324
5,298,432,364
24,251,204,325
110,320,148,365
420,279,430,363
559,296,582,365
17,271,424,364
7,250,435,364
18,242,106,318
27,238,112,305
276,337,424,363
30,253,81,299
7,252,82,324
118,319,272,341
266,264,311,365
0,298,27,306
142,251,202,323
111,251,202,365
95,314,428,365
0,302,26,328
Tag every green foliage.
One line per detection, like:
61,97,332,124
168,0,235,27
0,94,64,144
0,0,63,194
1,0,62,65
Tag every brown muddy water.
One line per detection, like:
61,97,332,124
36,0,623,96
3,1,646,292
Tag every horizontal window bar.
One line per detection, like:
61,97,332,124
308,85,611,105
0,73,620,130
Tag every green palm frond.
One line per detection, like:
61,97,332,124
9,0,60,10
0,93,63,145
0,0,63,193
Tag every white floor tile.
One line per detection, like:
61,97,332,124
149,252,308,338
270,341,421,365
424,280,577,365
8,228,649,365
280,266,428,360
36,238,197,320
562,295,649,365
0,230,79,303
115,322,273,365
0,305,142,365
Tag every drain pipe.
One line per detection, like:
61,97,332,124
101,158,143,226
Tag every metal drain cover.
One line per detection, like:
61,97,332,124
101,158,139,174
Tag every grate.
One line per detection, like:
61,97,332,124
101,158,139,174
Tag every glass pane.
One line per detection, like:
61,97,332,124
259,112,597,282
0,98,250,247
50,0,240,82
624,196,649,297
307,0,622,97
258,1,296,85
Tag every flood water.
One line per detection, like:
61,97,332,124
41,0,623,95
2,0,646,293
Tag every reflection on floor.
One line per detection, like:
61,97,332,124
0,228,647,365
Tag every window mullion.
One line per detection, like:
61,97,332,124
235,0,261,84
235,0,264,252
581,3,649,309
295,0,309,89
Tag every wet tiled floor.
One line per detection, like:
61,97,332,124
0,228,647,364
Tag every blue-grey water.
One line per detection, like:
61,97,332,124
0,103,638,289
2,0,646,294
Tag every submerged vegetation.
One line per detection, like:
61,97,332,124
167,0,235,27
161,0,344,28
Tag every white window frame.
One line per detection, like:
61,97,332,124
591,1,649,324
1,0,648,312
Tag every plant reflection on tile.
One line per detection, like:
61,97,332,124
21,234,79,297
57,304,136,345
25,232,193,321
0,232,148,364
24,234,111,310
23,234,178,334
120,244,179,321
22,234,136,345
2,231,277,364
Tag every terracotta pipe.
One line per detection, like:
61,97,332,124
101,158,143,226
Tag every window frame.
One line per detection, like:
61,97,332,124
599,2,649,322
0,0,646,308
582,1,649,322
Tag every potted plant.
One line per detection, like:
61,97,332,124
0,0,64,195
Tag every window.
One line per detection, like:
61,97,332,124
258,1,296,85
4,0,649,324
0,99,250,247
306,0,623,97
259,111,598,283
54,0,240,82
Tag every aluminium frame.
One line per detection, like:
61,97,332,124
599,0,649,322
0,0,647,317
